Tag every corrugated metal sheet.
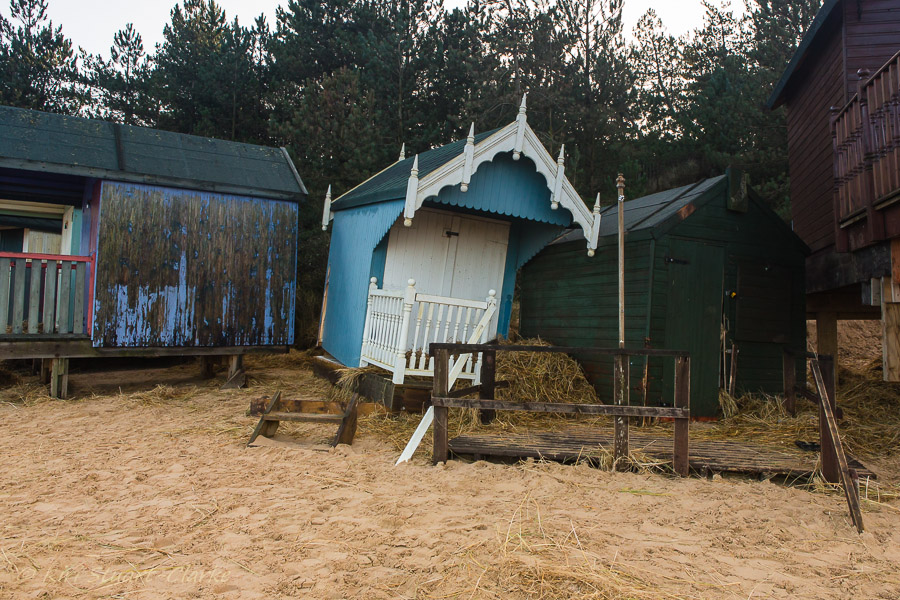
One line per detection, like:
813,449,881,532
0,106,306,201
554,175,726,245
331,130,500,211
93,182,298,347
428,153,572,226
320,199,405,366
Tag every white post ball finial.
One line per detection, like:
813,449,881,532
488,289,496,297
407,279,416,287
370,277,378,284
587,249,595,257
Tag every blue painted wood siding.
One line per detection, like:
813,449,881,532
92,181,298,347
321,199,404,366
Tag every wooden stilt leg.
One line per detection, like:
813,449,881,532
50,358,69,399
673,356,690,477
478,350,496,425
40,359,51,385
222,354,246,389
200,356,216,379
819,355,839,483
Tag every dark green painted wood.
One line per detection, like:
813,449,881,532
12,258,25,334
57,265,70,334
27,259,41,333
0,258,10,331
520,175,808,417
662,238,725,417
42,261,56,333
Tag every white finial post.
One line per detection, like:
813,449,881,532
461,122,475,192
587,192,602,256
321,185,332,231
399,143,406,161
392,278,417,384
513,93,527,160
551,144,565,210
403,155,419,227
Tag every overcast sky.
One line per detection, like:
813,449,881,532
1,0,744,58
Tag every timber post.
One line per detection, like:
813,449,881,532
200,356,217,379
783,350,796,416
478,349,497,425
432,348,450,464
819,354,839,483
673,355,690,477
49,357,69,399
221,354,246,389
613,352,629,468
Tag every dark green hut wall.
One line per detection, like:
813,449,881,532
93,181,298,347
520,182,806,417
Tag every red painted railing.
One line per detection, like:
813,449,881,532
0,252,94,336
832,52,900,244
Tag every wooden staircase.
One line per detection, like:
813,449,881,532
247,391,359,447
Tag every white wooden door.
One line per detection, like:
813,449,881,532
382,208,509,342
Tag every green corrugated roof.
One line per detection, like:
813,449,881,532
554,175,726,245
0,105,307,201
331,129,501,211
766,0,840,109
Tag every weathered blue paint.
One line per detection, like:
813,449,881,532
321,199,404,366
428,153,571,227
93,181,298,347
369,235,389,282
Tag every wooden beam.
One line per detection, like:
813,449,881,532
815,311,838,392
811,358,864,533
428,342,689,357
613,353,629,469
221,354,246,389
818,355,839,483
883,302,900,381
783,351,797,416
479,350,496,425
49,357,69,399
673,356,690,477
430,397,690,418
432,348,450,465
0,339,289,360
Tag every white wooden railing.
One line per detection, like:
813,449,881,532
360,277,498,384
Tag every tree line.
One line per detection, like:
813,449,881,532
0,0,820,343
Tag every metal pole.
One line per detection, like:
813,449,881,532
617,174,625,349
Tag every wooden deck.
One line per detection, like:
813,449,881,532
448,427,874,479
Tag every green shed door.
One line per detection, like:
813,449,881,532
664,239,725,417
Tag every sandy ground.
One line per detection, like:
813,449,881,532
807,320,882,371
1,358,899,599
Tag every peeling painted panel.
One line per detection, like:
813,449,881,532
93,181,298,347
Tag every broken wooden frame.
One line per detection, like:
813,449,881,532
428,343,691,477
782,350,864,533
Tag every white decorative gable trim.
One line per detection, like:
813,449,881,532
410,96,601,254
325,95,603,254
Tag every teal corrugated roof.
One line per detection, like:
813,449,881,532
0,105,306,201
554,175,726,244
766,0,840,109
331,129,500,211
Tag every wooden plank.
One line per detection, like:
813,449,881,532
42,260,56,334
674,356,690,477
333,393,359,446
12,258,25,334
432,348,449,465
818,355,840,483
27,260,41,334
72,262,85,334
56,263,70,335
262,412,344,423
613,353,629,468
783,351,797,415
0,340,287,360
811,360,865,533
428,342,689,357
49,357,69,399
247,391,281,446
882,303,900,381
0,258,9,332
479,350,497,425
430,398,689,418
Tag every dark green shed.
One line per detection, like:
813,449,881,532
519,172,810,418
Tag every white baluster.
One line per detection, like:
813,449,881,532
409,300,424,369
360,277,378,365
393,280,416,384
419,302,435,370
